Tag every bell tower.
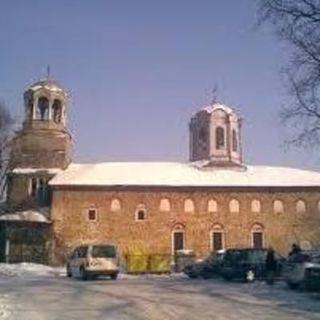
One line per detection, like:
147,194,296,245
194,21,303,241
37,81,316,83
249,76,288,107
6,78,72,205
189,103,243,167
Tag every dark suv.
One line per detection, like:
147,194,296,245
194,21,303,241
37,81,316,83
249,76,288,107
183,250,225,279
220,248,284,282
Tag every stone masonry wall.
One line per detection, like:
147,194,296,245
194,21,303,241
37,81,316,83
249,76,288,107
51,187,320,264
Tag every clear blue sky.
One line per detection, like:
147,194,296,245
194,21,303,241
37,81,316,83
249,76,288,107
0,0,318,169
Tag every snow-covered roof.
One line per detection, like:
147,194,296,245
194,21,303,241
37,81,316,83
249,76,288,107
27,79,68,96
49,162,320,188
0,208,50,223
201,103,234,115
11,168,62,175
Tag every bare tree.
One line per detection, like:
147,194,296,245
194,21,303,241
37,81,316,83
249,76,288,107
0,101,14,200
258,0,320,147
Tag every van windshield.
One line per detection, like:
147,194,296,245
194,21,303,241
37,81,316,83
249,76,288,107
92,245,116,258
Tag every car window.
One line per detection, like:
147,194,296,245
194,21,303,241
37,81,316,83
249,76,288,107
92,245,116,258
247,250,266,263
310,253,320,263
77,246,88,258
288,252,311,263
71,249,78,259
225,250,246,262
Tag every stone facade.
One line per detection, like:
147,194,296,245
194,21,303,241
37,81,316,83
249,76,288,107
51,186,320,263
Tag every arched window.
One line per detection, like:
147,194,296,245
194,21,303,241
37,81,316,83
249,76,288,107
135,204,147,221
110,199,121,212
160,198,171,212
37,97,49,120
208,199,218,213
184,199,195,213
251,199,261,213
215,126,225,150
229,199,240,213
251,224,264,249
210,224,225,251
273,200,284,213
232,129,238,152
52,99,62,123
296,199,306,214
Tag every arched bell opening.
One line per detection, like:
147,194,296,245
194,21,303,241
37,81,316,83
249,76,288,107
52,99,63,123
36,97,49,120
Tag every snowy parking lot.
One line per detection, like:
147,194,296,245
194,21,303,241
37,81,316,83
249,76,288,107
0,264,319,320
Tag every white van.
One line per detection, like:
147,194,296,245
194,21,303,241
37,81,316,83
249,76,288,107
66,244,119,280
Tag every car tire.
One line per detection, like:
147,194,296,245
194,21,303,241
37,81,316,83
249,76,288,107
66,264,72,278
80,267,88,281
202,273,211,279
222,274,232,281
246,270,255,283
110,273,118,280
287,281,299,290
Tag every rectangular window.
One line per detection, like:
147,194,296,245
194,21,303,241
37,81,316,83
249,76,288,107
252,232,263,249
212,232,223,251
88,209,97,221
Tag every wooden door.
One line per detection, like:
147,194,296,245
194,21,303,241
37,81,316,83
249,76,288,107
173,232,184,252
253,232,263,249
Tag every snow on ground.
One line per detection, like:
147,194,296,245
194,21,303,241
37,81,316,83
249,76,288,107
0,263,319,319
0,263,64,278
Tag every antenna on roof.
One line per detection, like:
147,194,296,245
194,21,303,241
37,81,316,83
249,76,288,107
211,84,219,104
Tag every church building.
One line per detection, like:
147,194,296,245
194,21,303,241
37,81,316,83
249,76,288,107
1,78,320,266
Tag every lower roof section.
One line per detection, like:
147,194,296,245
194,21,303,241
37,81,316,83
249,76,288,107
0,207,50,224
49,162,320,188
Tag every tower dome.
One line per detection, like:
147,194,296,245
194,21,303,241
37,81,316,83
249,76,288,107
189,103,243,167
28,79,68,95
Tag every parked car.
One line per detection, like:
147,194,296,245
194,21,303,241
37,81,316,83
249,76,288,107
284,250,320,291
66,244,119,280
183,250,225,279
220,248,284,282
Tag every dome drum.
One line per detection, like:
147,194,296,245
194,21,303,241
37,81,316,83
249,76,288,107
190,103,243,167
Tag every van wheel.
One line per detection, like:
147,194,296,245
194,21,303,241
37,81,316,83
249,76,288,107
66,264,72,278
80,267,88,281
246,270,255,282
110,273,118,280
